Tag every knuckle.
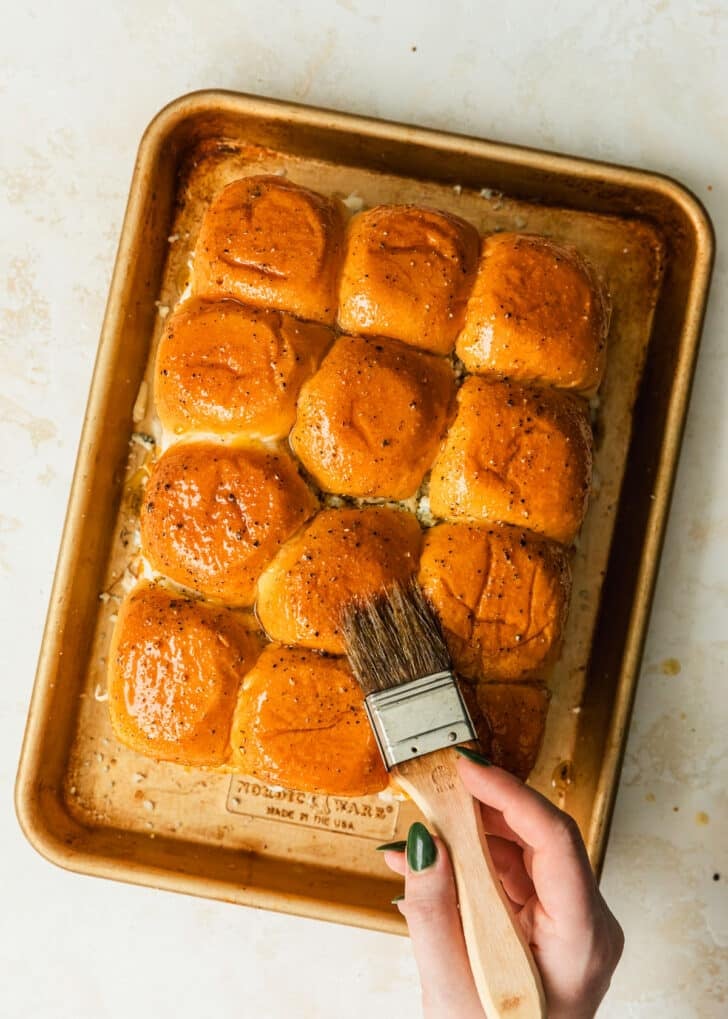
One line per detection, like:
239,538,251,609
553,811,582,846
611,916,626,964
587,915,626,995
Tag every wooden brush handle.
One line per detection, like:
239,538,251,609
396,746,546,1019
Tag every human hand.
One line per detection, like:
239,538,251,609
379,753,624,1019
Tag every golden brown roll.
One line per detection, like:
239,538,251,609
230,645,388,796
290,334,455,499
429,377,592,544
418,522,571,681
256,506,423,654
456,233,610,393
108,582,261,766
192,175,345,325
475,682,550,780
155,298,332,439
337,205,480,354
140,442,317,605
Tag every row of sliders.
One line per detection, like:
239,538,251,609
191,175,610,392
140,476,570,684
155,331,592,544
109,581,551,794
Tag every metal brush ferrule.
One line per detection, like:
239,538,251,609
364,671,477,770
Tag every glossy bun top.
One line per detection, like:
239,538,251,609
419,521,571,681
256,505,422,654
476,682,551,780
290,334,455,499
456,232,610,393
108,582,261,766
155,298,332,439
337,204,480,354
230,644,388,796
140,442,317,605
429,377,592,544
192,175,345,324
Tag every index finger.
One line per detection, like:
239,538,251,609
456,758,599,926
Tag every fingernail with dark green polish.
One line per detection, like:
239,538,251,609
455,746,492,766
407,821,437,872
391,894,405,904
376,840,407,852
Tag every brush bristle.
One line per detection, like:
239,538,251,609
341,580,452,696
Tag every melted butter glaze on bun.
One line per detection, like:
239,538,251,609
230,645,388,796
140,442,317,605
290,334,455,499
155,298,332,439
109,582,261,766
475,682,550,780
429,377,592,544
337,204,479,354
456,232,610,393
256,505,422,654
193,175,345,325
419,521,571,681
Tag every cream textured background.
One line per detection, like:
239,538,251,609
1,2,726,1016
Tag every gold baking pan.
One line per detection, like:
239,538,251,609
15,90,714,935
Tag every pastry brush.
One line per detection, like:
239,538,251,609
342,581,546,1019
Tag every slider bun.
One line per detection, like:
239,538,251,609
475,682,550,780
337,204,480,354
419,522,571,681
429,377,592,544
290,334,455,499
192,175,345,325
108,582,261,766
456,233,610,393
230,645,388,796
155,298,332,439
256,505,422,654
140,442,317,605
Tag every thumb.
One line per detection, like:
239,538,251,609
398,822,485,1019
